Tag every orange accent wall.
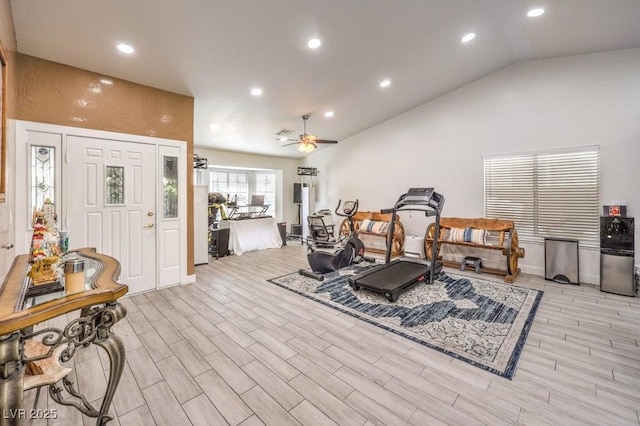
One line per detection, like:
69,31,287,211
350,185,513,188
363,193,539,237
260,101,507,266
16,53,195,275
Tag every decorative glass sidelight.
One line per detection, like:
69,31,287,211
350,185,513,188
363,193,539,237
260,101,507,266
163,156,178,218
105,166,125,205
31,146,55,212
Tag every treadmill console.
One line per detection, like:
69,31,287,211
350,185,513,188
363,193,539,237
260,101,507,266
397,188,444,213
405,187,434,202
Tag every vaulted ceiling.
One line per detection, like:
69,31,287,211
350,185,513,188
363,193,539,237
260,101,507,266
11,0,640,157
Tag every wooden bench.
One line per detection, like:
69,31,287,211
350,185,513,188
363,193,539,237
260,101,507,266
425,217,525,283
339,211,405,257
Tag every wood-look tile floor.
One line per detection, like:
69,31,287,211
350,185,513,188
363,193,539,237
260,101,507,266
26,244,640,425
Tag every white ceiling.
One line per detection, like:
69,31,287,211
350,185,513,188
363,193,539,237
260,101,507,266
11,0,640,158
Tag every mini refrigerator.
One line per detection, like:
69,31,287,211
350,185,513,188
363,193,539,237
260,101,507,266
600,216,635,296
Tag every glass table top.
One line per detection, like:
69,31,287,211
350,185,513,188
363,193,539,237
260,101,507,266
22,254,104,310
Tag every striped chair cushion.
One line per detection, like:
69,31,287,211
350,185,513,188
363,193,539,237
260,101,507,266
448,227,467,242
467,228,487,245
448,227,487,245
359,219,390,234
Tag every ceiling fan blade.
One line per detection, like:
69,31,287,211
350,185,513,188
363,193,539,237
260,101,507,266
315,139,338,144
281,142,300,147
276,138,299,142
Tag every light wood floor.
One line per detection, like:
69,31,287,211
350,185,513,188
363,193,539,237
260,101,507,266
27,243,640,425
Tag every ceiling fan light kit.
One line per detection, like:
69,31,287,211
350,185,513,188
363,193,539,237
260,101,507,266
278,114,338,153
296,138,317,152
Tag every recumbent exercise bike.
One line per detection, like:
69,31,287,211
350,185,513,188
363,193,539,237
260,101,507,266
299,199,373,281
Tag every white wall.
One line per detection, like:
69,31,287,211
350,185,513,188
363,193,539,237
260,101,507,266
193,148,302,227
305,48,640,285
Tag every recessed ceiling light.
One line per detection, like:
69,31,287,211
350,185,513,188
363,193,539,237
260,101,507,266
210,123,221,131
324,111,334,118
116,43,135,54
307,38,322,49
251,88,263,96
461,33,476,43
380,79,391,88
527,8,545,17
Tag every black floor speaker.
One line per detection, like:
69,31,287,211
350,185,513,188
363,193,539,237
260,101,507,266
209,228,229,258
293,183,302,204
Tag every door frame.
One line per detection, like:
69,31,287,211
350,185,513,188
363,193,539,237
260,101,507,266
15,120,190,288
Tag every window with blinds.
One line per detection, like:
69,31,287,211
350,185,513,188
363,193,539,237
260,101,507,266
209,170,249,205
255,172,277,216
484,146,599,245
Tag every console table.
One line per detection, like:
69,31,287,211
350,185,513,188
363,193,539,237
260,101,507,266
0,248,128,425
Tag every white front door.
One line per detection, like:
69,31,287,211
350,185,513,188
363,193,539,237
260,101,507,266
65,136,157,294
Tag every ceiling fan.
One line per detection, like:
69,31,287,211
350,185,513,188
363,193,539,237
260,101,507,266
279,114,338,152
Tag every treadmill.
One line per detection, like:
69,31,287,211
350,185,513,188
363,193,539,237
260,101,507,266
348,188,444,302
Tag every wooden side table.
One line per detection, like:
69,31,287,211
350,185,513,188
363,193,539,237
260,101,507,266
0,248,128,425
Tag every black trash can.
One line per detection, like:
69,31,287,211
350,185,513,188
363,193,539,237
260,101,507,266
277,222,287,246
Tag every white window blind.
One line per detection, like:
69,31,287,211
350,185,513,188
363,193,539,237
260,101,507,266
484,146,599,244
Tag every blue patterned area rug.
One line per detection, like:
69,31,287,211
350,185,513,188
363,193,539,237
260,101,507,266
268,263,543,379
